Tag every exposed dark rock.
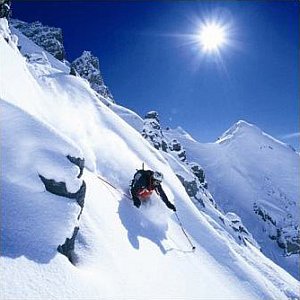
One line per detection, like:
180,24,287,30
10,19,66,61
145,111,160,122
71,51,114,102
169,139,187,162
57,226,79,264
253,203,276,225
69,66,77,76
190,163,207,188
75,181,86,213
142,111,168,152
0,0,11,19
225,212,259,247
142,111,191,162
39,175,86,211
254,203,299,255
219,216,225,224
67,155,85,178
177,174,205,207
279,226,300,256
39,174,71,196
38,155,87,265
146,120,160,131
238,225,248,234
170,140,181,152
177,175,198,198
286,240,299,255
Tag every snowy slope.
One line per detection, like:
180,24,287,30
1,19,299,299
164,121,300,279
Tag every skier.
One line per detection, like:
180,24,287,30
130,168,176,211
0,0,11,19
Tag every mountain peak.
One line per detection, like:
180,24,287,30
71,50,114,102
217,119,261,144
10,18,65,61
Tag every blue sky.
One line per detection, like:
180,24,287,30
13,1,299,150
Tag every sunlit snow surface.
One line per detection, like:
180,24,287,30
1,19,299,299
164,121,300,279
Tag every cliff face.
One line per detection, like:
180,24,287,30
71,51,114,102
10,19,65,61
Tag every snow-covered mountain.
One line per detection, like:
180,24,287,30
163,120,300,279
1,17,299,299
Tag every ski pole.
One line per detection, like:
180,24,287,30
174,212,196,251
96,174,132,200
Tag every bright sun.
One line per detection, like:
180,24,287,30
198,22,226,52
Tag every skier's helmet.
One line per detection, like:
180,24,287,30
153,171,163,183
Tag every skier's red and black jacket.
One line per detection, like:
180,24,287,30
130,169,175,211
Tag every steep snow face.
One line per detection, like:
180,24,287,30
10,19,65,61
71,50,114,102
108,102,144,131
9,23,69,73
1,100,83,264
166,120,300,279
1,18,299,299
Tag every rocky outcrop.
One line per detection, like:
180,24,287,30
141,111,208,191
39,175,86,214
190,162,207,188
10,19,66,61
176,174,205,208
142,111,168,151
254,202,299,255
38,155,86,264
220,212,259,247
10,20,115,103
141,111,209,210
168,139,187,162
177,173,258,248
176,173,213,208
140,111,258,249
141,111,191,163
0,0,11,19
57,226,79,264
67,155,85,179
71,51,114,102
